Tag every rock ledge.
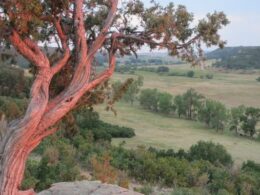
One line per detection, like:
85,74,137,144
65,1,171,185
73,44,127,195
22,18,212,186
38,181,143,195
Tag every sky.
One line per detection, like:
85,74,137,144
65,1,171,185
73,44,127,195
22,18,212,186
142,0,260,47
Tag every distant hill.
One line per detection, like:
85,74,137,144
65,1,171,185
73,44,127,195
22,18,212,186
207,46,260,69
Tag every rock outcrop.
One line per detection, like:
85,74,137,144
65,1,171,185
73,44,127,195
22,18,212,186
38,181,143,195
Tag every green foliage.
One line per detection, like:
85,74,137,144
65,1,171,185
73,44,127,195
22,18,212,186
0,65,31,98
256,77,260,82
209,47,260,69
181,89,204,120
240,107,260,137
198,99,228,131
174,95,186,118
76,109,135,142
229,106,260,137
158,92,173,114
157,66,170,73
139,89,159,112
189,141,233,166
0,96,27,120
168,71,187,77
229,105,246,134
112,77,143,106
186,70,195,78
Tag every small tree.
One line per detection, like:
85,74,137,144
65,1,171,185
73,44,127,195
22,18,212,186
183,89,204,120
158,92,173,114
229,105,246,135
199,99,228,132
240,107,260,137
189,141,233,166
174,95,186,118
0,0,228,194
139,89,159,112
123,76,143,105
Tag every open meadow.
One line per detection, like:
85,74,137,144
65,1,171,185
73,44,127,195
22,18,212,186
97,64,260,165
112,63,260,108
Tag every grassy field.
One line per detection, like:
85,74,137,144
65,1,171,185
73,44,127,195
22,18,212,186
97,103,260,165
112,64,260,108
95,64,260,165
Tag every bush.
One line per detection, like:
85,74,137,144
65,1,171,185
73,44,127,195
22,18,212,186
206,74,214,79
187,70,195,78
168,72,186,77
256,77,260,82
157,66,169,73
189,141,233,166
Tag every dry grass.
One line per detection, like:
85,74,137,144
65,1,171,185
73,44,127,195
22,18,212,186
97,103,260,165
112,64,260,108
96,65,260,165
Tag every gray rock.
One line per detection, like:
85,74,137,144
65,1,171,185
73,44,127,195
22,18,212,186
37,181,143,195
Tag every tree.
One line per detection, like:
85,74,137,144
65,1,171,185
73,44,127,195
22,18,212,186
229,105,246,135
199,99,228,132
0,0,228,194
189,141,233,166
174,95,186,118
240,107,260,137
139,89,159,112
123,76,143,105
158,92,173,114
182,89,204,120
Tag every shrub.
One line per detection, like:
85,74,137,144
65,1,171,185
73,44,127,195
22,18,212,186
157,66,170,73
256,77,260,82
189,141,233,166
206,74,214,79
168,72,186,77
187,70,195,78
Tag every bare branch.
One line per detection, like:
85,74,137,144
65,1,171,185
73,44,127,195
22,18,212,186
87,0,119,59
51,18,71,75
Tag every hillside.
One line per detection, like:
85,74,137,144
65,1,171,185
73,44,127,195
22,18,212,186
207,46,260,69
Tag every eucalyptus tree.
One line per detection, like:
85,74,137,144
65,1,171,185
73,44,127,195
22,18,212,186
0,0,228,194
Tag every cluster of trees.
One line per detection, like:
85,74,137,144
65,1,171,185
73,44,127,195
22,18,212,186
118,56,180,67
138,66,214,80
208,47,260,69
139,88,260,137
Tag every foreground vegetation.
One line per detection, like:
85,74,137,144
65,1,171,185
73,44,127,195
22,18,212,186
22,109,260,195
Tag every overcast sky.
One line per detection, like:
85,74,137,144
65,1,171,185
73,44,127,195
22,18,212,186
142,0,260,47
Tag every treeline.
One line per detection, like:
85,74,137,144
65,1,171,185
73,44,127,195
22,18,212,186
22,108,260,194
207,46,260,69
138,88,260,138
138,66,214,80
